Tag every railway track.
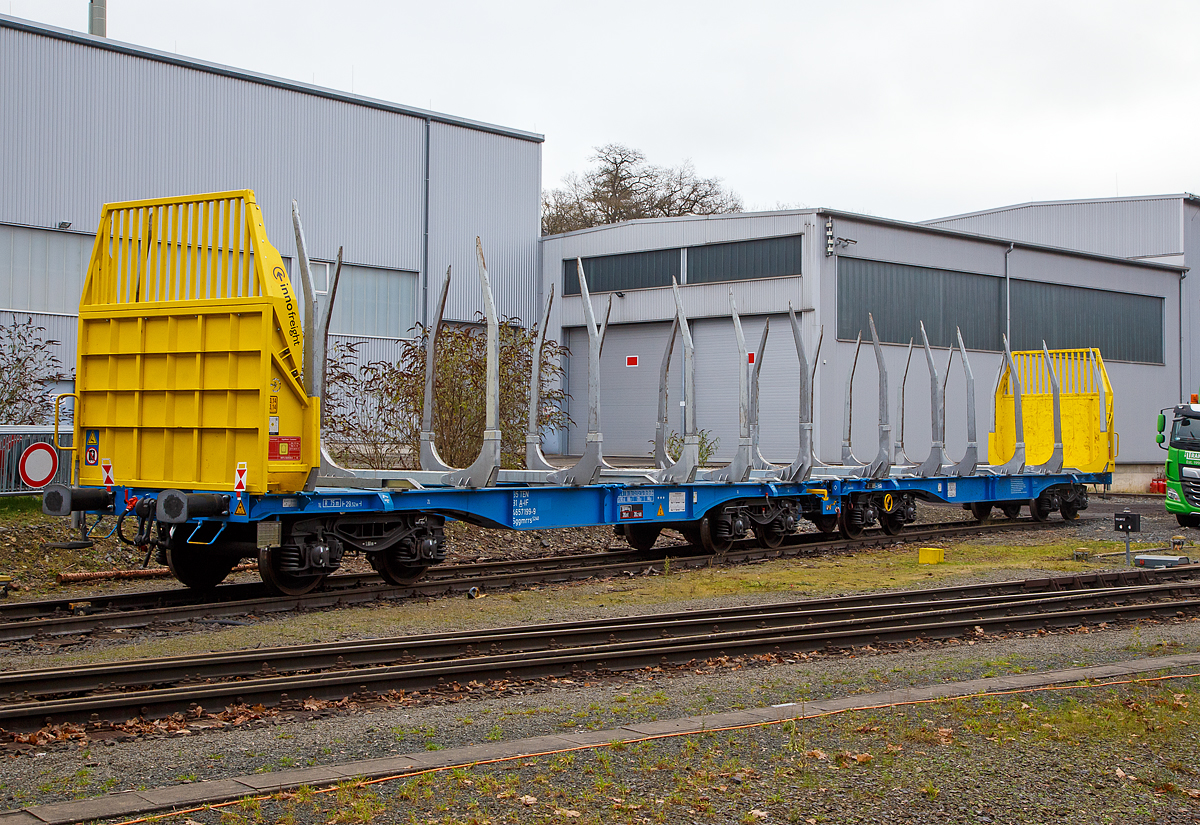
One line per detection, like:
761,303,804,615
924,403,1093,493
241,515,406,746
0,564,1196,733
0,517,1083,642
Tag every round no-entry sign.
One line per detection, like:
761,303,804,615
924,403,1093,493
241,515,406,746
19,442,58,488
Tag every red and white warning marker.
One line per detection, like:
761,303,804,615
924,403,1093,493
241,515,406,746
100,458,114,490
234,462,248,514
18,442,58,489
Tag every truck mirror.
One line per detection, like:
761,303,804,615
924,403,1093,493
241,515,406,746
1157,413,1166,433
1156,433,1165,444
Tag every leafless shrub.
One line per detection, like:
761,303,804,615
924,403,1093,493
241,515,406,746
0,315,65,425
323,316,570,470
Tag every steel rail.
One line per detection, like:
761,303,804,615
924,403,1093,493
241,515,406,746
0,568,1197,731
0,550,650,622
3,567,1197,699
0,518,1084,642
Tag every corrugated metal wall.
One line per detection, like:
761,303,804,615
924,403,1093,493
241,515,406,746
427,123,542,324
565,315,805,461
0,19,543,342
563,248,680,295
0,24,424,268
836,257,1004,351
924,197,1184,259
324,264,420,339
549,210,1181,465
687,235,802,284
327,333,410,369
0,310,77,377
0,224,92,314
1009,280,1163,363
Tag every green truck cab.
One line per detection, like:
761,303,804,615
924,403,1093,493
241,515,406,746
1157,395,1200,528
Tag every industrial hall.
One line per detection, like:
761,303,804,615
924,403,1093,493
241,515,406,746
0,12,1189,491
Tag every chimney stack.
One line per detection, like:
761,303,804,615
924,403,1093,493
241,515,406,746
88,0,106,37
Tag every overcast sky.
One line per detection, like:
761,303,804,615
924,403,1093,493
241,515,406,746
8,0,1198,221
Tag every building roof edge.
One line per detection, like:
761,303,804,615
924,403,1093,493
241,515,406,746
0,13,544,143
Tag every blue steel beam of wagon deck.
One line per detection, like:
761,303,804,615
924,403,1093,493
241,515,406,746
131,482,838,531
833,472,1111,506
110,470,1108,534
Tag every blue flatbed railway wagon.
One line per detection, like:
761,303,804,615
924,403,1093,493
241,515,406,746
42,192,1113,594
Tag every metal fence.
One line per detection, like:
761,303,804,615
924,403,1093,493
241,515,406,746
0,426,73,496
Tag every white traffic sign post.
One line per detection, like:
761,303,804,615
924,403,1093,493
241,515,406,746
18,442,58,488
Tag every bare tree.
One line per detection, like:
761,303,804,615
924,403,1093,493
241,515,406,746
542,144,742,235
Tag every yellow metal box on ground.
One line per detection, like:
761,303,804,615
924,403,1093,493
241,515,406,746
918,547,945,565
67,191,319,494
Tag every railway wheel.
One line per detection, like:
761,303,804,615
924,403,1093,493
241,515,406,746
679,525,703,547
1059,499,1080,521
257,546,327,596
969,502,993,523
1028,496,1053,523
623,523,662,553
166,536,237,591
369,552,429,586
838,502,866,540
879,511,906,536
812,514,839,534
699,513,735,554
753,518,787,549
999,503,1022,520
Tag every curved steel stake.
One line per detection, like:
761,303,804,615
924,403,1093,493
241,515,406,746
444,239,501,488
750,320,776,470
548,259,615,486
291,200,319,400
653,280,698,484
860,313,891,479
893,337,915,467
840,332,865,467
653,317,679,470
420,267,455,472
995,334,1026,475
708,289,752,483
917,321,948,477
291,202,343,491
525,284,558,472
949,327,979,476
784,307,821,482
597,294,613,356
1027,342,1064,473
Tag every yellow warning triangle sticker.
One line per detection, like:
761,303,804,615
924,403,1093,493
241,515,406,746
657,505,664,516
234,500,246,516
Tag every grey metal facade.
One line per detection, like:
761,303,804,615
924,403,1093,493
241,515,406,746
542,209,1183,466
836,257,1165,363
0,14,543,366
924,196,1187,261
925,195,1199,401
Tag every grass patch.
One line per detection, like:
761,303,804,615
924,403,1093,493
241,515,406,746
0,495,41,519
164,680,1200,824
